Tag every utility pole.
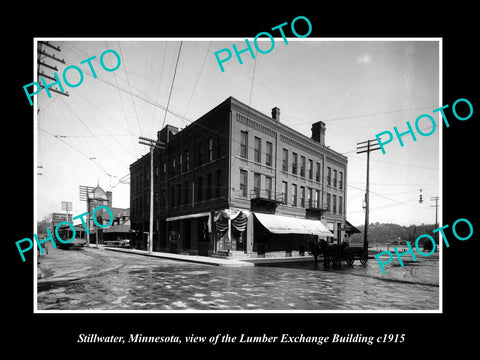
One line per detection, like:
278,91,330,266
430,196,439,243
356,139,381,256
37,41,69,99
139,136,166,254
79,185,95,246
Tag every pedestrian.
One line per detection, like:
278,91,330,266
342,234,350,248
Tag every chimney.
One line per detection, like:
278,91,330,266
271,107,280,122
157,124,179,144
311,121,326,145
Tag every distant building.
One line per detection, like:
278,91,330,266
130,97,349,257
80,185,129,245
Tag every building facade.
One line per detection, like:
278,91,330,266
130,97,348,257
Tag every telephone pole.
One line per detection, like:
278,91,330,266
430,196,439,243
79,185,95,246
37,41,69,99
139,136,166,254
356,139,381,255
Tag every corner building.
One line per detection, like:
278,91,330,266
130,97,348,258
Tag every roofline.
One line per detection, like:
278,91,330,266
228,96,348,163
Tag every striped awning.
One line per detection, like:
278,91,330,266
254,213,334,237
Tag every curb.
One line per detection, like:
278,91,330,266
104,247,255,267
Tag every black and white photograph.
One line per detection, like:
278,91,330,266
7,7,478,356
33,38,441,312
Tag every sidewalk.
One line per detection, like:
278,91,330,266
103,246,374,267
104,247,255,267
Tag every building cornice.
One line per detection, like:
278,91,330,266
229,97,347,165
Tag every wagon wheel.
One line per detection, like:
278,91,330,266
323,256,331,269
360,252,368,265
345,252,355,267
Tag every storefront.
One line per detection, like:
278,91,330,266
253,213,334,255
166,212,212,255
214,209,251,253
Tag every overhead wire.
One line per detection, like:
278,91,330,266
118,42,143,137
290,105,438,125
161,41,183,129
59,95,130,171
182,41,211,119
106,41,139,158
347,183,425,209
39,127,112,176
69,94,137,165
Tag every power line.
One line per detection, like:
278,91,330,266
106,41,139,159
118,42,143,136
348,183,425,209
183,42,211,118
291,105,437,125
60,96,130,170
161,41,183,129
39,128,113,177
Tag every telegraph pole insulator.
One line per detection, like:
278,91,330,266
37,41,69,105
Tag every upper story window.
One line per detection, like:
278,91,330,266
253,173,261,197
216,170,222,198
282,149,288,171
240,169,248,197
315,162,321,182
266,141,273,167
307,188,313,207
265,176,272,199
300,186,305,207
240,131,248,159
185,150,190,171
292,152,298,174
292,184,297,206
208,138,213,162
300,156,306,177
254,136,261,163
198,142,204,166
282,181,288,204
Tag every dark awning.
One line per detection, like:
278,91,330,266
342,220,361,234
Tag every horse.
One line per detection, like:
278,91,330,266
309,239,350,268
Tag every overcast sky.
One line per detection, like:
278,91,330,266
35,38,440,227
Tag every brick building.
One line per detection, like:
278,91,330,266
130,96,349,257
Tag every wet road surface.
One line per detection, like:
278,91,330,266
37,246,439,311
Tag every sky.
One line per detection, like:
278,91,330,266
35,38,440,227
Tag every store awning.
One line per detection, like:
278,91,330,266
166,212,211,222
103,224,130,233
254,213,334,237
342,220,361,234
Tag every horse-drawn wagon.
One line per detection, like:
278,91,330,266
309,239,368,268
